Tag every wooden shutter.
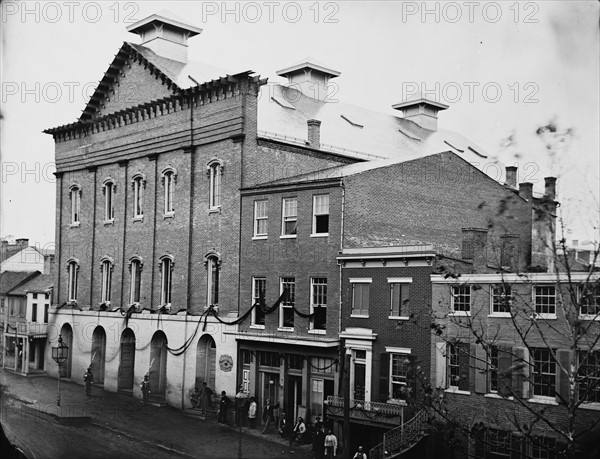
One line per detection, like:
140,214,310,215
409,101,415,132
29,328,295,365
512,347,529,399
458,344,470,391
401,284,410,317
379,353,390,402
435,342,447,388
556,349,573,404
497,345,513,397
408,355,418,399
471,343,487,394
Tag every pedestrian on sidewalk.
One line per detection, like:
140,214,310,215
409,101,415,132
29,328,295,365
261,399,279,434
199,382,213,415
352,446,367,459
313,425,326,459
247,397,257,428
217,391,231,424
140,373,150,404
235,385,249,426
83,366,93,397
289,416,306,452
324,429,337,459
278,412,288,438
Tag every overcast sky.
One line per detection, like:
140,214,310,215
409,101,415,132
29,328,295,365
2,1,599,248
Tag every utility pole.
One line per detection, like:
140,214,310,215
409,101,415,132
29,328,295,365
343,346,351,457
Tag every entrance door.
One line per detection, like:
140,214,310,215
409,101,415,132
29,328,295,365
286,375,302,421
91,327,106,384
353,362,366,400
196,335,216,389
150,331,168,396
118,328,135,390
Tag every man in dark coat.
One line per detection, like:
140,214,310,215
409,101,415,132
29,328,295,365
83,367,93,397
261,399,279,434
217,391,231,424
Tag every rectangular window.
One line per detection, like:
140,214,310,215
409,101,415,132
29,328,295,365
310,278,327,330
105,182,115,221
130,260,141,304
531,437,557,459
252,277,266,326
254,200,268,237
258,351,280,367
241,350,252,364
68,262,78,301
488,429,512,458
209,164,221,208
352,283,370,316
579,284,600,317
448,343,470,391
281,197,298,236
491,285,512,314
161,259,173,305
311,378,324,418
280,277,295,328
578,350,600,403
534,286,556,316
288,354,303,370
311,357,335,375
71,188,80,224
44,304,49,323
390,282,410,317
391,354,410,400
489,346,499,393
31,303,38,322
164,172,175,214
532,348,556,397
242,369,250,392
312,195,329,235
101,260,112,303
451,285,471,313
33,293,38,299
133,177,144,218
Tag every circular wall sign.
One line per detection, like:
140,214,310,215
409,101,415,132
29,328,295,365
219,354,233,372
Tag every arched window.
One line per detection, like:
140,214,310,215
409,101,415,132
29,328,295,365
69,185,81,225
162,167,177,215
102,179,116,221
100,257,113,303
205,254,220,307
66,258,79,302
132,174,145,218
159,256,173,306
207,161,223,209
129,257,143,304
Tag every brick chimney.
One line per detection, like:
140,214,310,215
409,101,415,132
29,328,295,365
519,182,533,201
307,119,321,148
127,11,202,64
392,96,449,131
43,255,55,275
15,238,29,250
276,58,340,102
462,228,488,270
505,166,517,189
500,234,520,271
544,177,557,200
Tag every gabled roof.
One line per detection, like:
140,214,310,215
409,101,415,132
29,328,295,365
0,271,41,295
78,41,231,121
8,273,53,296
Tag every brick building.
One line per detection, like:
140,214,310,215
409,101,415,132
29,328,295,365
40,11,581,456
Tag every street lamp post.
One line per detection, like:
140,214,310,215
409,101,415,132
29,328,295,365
51,335,69,407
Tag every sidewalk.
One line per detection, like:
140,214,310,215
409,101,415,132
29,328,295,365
0,369,311,458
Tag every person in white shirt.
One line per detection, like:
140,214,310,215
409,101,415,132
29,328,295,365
288,416,306,451
324,430,337,458
247,397,257,428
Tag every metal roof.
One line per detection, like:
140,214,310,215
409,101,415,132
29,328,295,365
8,273,53,296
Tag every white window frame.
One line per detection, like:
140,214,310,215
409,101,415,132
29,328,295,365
67,259,79,302
253,200,268,239
251,277,266,328
279,277,295,329
311,194,329,237
310,378,325,418
160,256,173,306
162,168,177,216
450,285,471,316
103,180,115,222
207,256,220,307
533,285,557,319
490,285,512,317
132,175,145,219
350,278,371,318
69,185,81,226
129,258,142,305
531,347,556,401
389,352,411,401
208,162,222,209
309,277,327,333
100,258,113,304
579,284,600,319
388,277,412,319
281,197,298,237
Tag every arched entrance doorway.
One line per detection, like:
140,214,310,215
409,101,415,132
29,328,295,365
59,324,73,378
91,326,106,385
196,334,216,389
150,331,168,396
118,328,135,390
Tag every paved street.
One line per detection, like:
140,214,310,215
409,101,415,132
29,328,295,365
0,370,310,459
